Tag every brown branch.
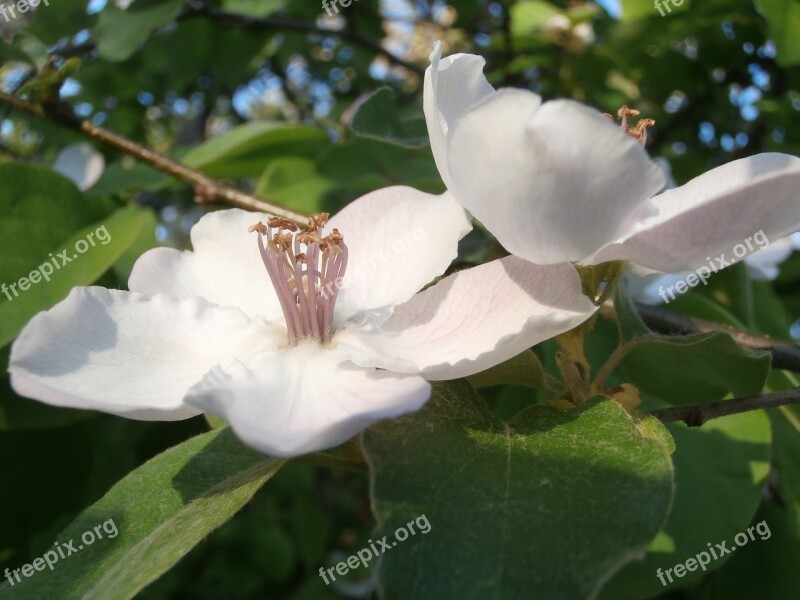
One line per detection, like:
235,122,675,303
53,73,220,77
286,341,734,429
648,388,800,426
599,302,800,373
0,90,307,225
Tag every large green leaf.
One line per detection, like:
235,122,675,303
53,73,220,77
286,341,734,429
363,382,674,600
600,409,772,598
0,428,283,599
771,405,800,535
0,202,154,347
182,122,328,179
93,0,185,62
622,332,771,405
351,88,429,149
754,0,800,66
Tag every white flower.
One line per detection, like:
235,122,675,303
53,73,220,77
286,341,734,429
9,187,596,457
53,143,105,191
424,44,800,275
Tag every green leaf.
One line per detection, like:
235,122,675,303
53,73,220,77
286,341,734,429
754,0,800,66
771,406,800,536
222,0,287,17
0,186,154,346
255,157,337,215
688,501,800,599
622,332,771,405
351,88,429,149
363,381,674,599
466,349,550,390
182,122,327,179
601,410,771,598
0,428,284,599
510,1,561,36
619,0,691,20
613,284,651,341
93,0,185,62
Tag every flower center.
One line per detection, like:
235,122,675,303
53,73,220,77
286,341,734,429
249,214,348,346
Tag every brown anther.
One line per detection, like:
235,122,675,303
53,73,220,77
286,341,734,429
602,113,614,120
297,231,324,245
295,252,307,263
306,213,330,232
326,228,345,249
248,222,268,235
627,118,656,144
617,105,640,119
267,217,299,232
272,233,294,250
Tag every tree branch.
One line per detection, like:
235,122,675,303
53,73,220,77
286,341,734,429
599,302,800,373
648,388,800,426
0,90,307,224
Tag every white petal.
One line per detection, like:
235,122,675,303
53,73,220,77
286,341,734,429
9,287,282,420
744,235,797,281
129,208,284,320
336,257,597,380
185,344,430,457
53,143,105,191
424,43,495,189
325,186,471,320
593,153,800,272
446,93,665,264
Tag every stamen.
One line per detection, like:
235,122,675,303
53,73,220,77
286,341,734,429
605,105,655,147
251,213,349,346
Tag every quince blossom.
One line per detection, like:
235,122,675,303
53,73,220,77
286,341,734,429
424,44,800,275
9,187,596,457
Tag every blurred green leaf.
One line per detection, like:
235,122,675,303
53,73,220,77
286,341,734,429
351,87,429,149
467,349,550,390
364,381,674,599
182,122,327,179
754,0,800,66
623,332,771,405
0,428,283,600
94,0,185,62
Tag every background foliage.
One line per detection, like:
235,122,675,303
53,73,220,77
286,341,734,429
1,0,799,598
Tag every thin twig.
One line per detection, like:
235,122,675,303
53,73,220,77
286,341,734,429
648,388,800,426
0,90,307,224
599,302,800,373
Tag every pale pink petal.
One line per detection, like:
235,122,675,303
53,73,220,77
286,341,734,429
424,43,495,189
335,257,597,380
592,153,800,272
325,186,471,320
129,208,284,321
446,93,665,264
9,287,282,420
185,344,430,457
